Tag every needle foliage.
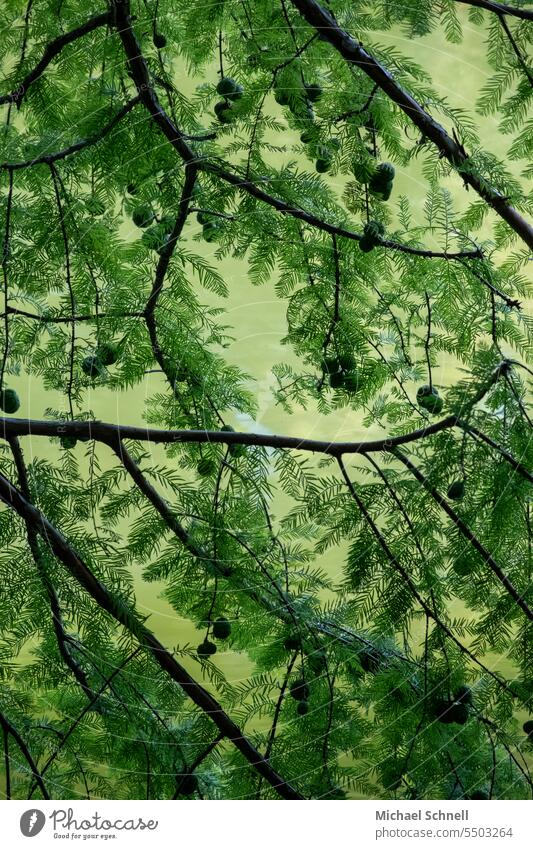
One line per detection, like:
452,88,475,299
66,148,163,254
0,0,532,801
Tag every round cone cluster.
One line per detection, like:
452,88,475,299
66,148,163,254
290,678,310,717
359,220,385,253
321,353,359,394
0,388,20,414
216,77,244,100
416,384,443,414
197,639,217,658
214,77,243,125
434,696,470,725
290,678,310,701
132,205,154,228
81,355,104,379
81,342,119,381
447,479,465,500
369,162,395,201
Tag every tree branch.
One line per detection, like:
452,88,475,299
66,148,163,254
27,648,141,798
498,13,533,87
143,163,198,381
390,448,533,621
0,168,14,392
0,414,459,454
458,419,533,485
289,0,533,250
173,733,224,799
2,725,10,799
337,457,515,694
1,307,144,323
0,470,304,800
363,453,513,693
457,258,521,310
8,437,95,701
49,163,75,418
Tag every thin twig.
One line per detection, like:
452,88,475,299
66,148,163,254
498,14,533,87
49,163,75,418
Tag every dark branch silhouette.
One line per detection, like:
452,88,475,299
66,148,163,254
8,437,95,701
0,413,458,454
0,712,49,799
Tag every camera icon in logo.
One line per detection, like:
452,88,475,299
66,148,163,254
20,809,46,837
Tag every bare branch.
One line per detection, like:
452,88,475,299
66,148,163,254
0,413,459,454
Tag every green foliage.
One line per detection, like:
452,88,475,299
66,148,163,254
0,0,531,804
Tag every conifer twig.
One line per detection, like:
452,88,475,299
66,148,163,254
454,0,533,21
0,13,110,107
390,449,533,621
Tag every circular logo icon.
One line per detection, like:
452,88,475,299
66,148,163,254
20,809,46,837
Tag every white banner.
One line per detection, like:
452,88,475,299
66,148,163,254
0,800,531,848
